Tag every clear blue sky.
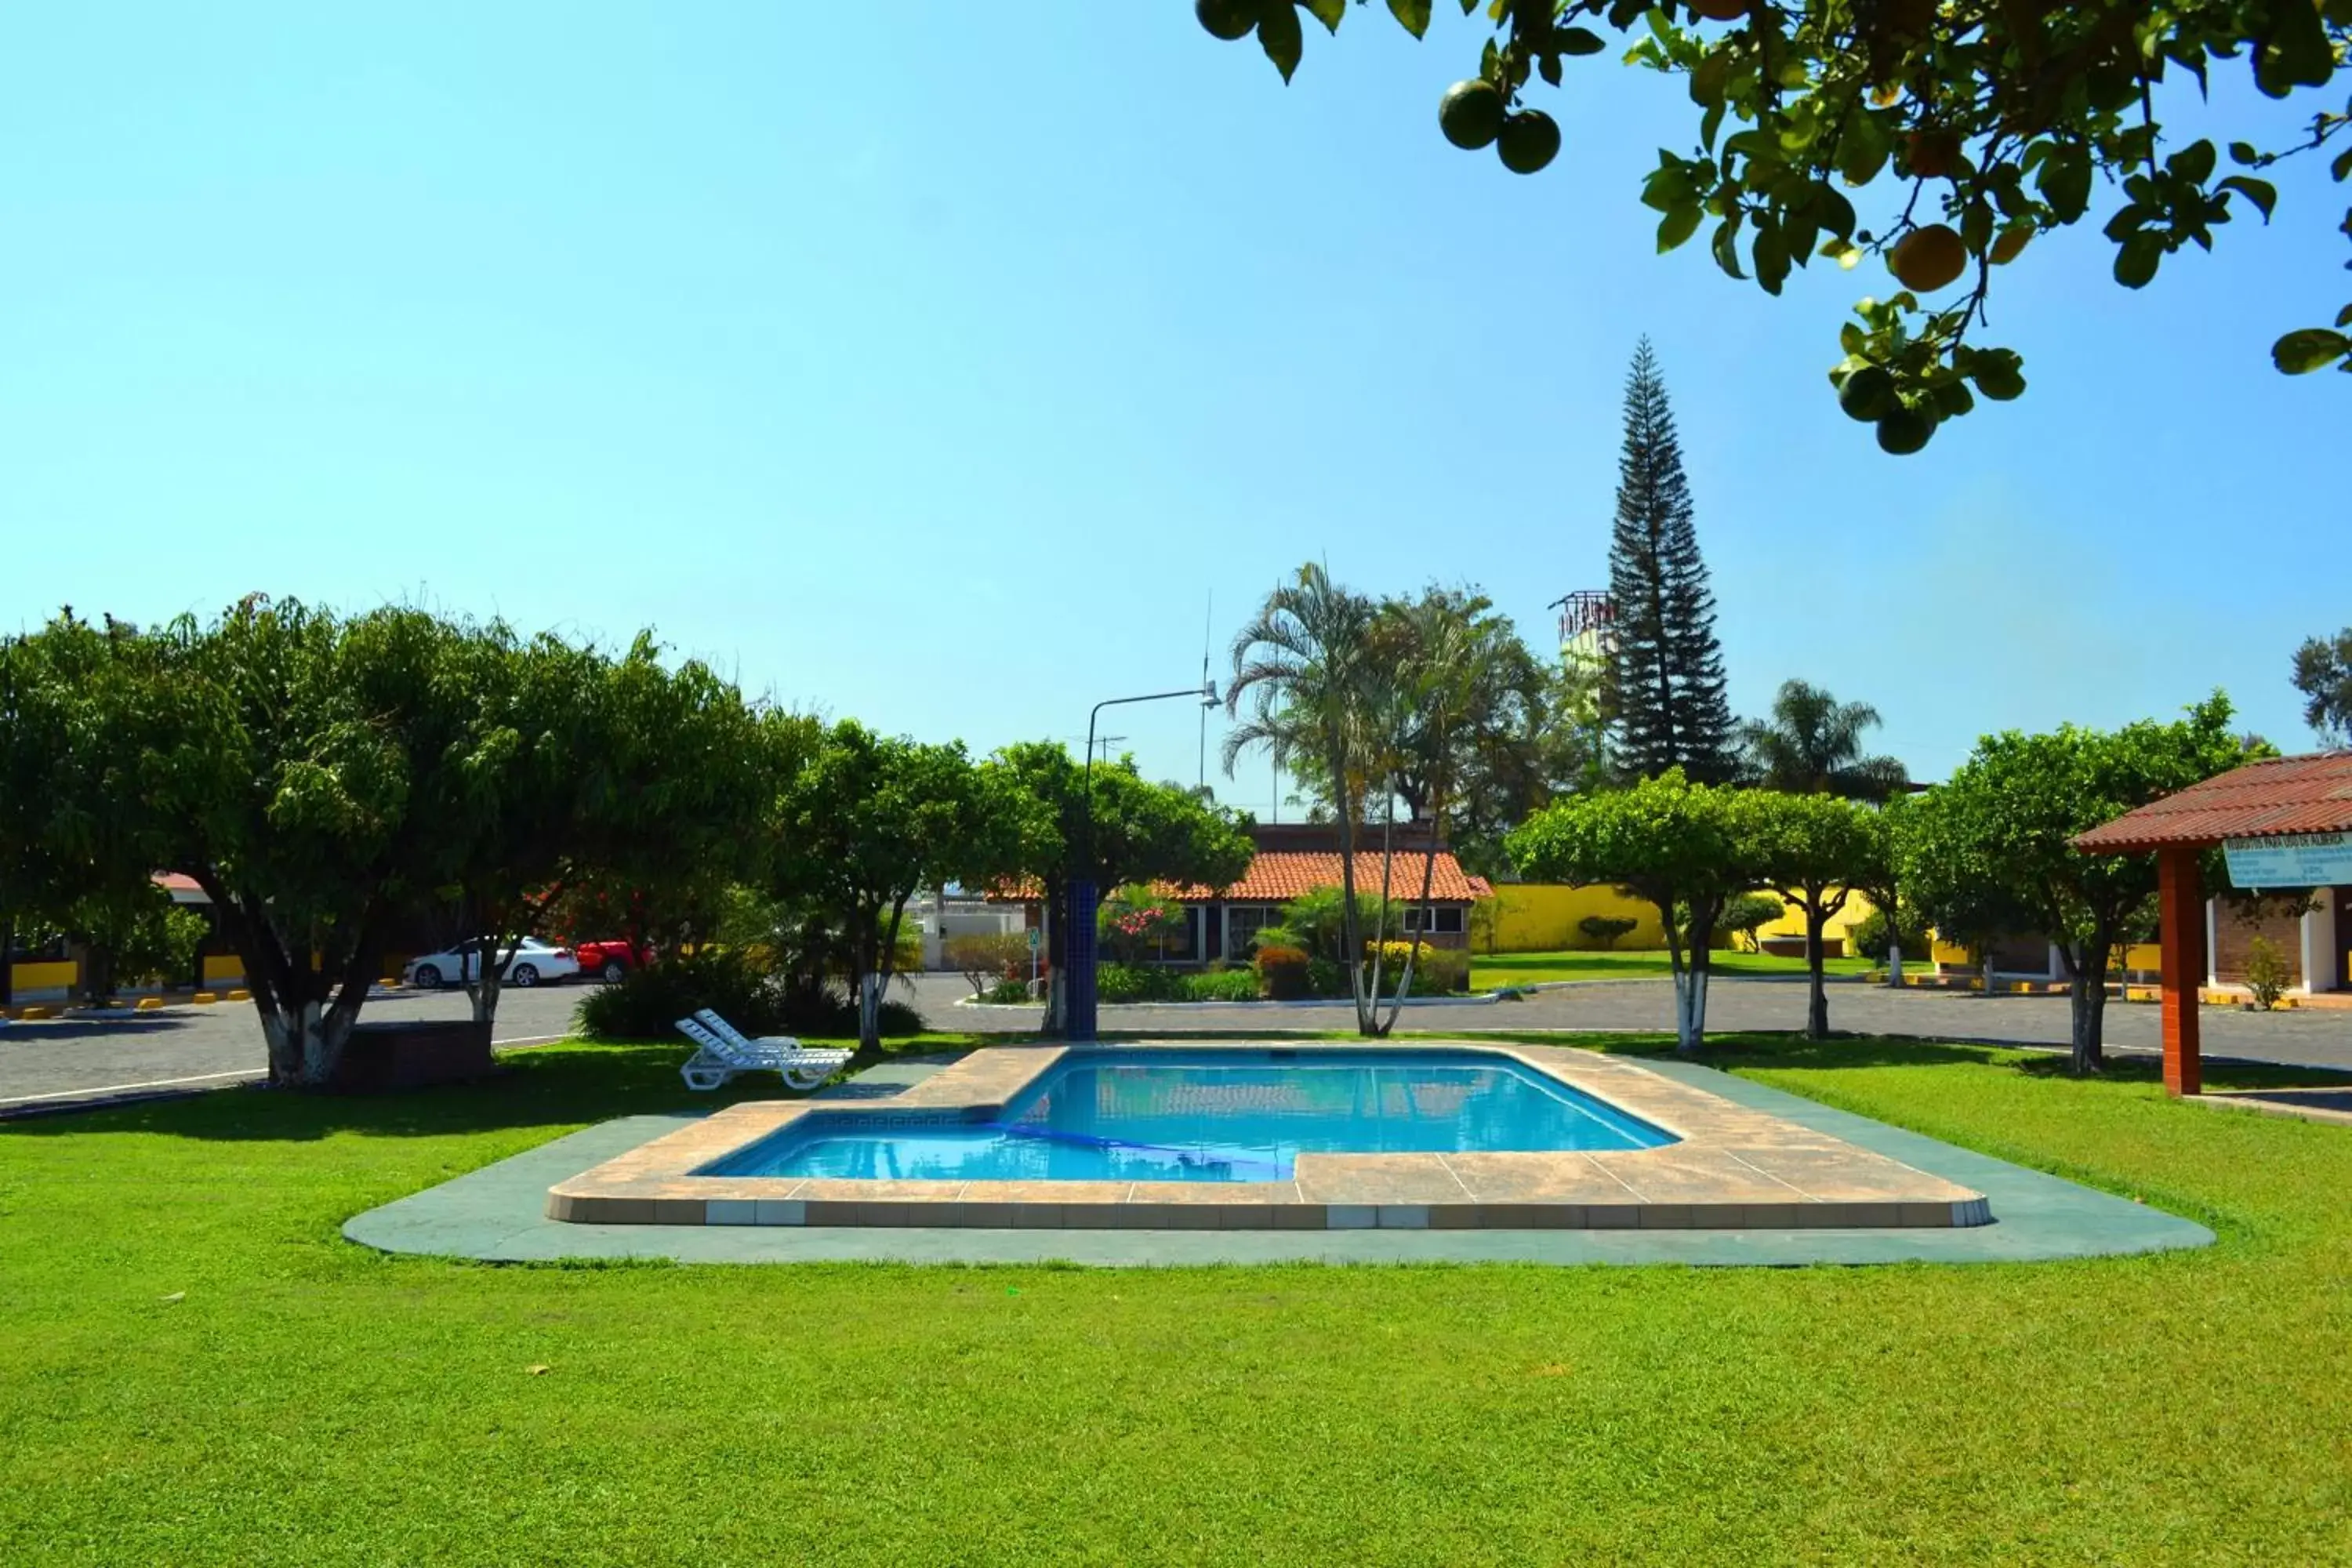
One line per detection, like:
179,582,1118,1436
3,5,2343,812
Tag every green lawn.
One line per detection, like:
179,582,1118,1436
4,1034,2349,1564
1475,946,1878,985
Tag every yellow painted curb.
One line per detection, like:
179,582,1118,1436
227,989,250,1001
192,992,217,1004
135,996,165,1011
16,1005,57,1020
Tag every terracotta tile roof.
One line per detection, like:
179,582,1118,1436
2074,752,2352,852
1186,848,1485,904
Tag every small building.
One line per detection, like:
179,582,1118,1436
993,822,1491,966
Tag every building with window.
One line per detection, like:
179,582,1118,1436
993,822,1491,966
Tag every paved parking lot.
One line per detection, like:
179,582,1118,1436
5,971,2347,1115
912,972,2352,1073
0,983,590,1112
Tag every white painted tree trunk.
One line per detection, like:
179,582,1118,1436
259,998,359,1086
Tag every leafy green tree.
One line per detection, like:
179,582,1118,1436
1749,789,1876,1037
776,722,1046,1052
1195,0,2352,440
2291,626,2352,743
5,599,773,1083
984,741,1253,1031
1845,795,1917,986
1740,679,1910,799
1603,339,1736,783
0,614,193,1009
1508,769,1769,1051
1901,694,2252,1073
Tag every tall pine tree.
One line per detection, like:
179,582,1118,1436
1602,338,1735,783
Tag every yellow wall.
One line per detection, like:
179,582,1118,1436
201,955,245,984
1754,891,1880,945
8,960,77,993
1483,885,1667,952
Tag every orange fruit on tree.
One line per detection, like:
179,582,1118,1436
1889,224,1968,292
1906,130,1959,180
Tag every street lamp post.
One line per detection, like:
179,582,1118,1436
1064,681,1219,1043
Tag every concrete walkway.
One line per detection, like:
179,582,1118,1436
343,1049,2215,1268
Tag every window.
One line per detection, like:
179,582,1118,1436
1150,907,1199,964
1402,906,1465,935
1225,905,1279,958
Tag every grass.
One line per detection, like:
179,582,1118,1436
1474,946,1878,985
4,1033,2350,1563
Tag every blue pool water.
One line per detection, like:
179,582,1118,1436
697,1048,1675,1184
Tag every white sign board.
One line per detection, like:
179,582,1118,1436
2223,833,2352,889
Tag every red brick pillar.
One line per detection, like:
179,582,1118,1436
2157,844,2204,1097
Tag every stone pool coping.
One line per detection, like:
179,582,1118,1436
545,1041,1991,1232
341,1051,2215,1266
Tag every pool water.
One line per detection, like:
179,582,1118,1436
697,1048,1675,1184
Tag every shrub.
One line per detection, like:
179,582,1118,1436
982,978,1033,1005
1098,884,1183,964
1250,922,1305,955
575,947,920,1042
575,947,789,1040
1279,886,1397,963
1254,945,1311,1000
2244,936,2292,1011
1717,892,1788,951
945,931,1031,997
1181,968,1261,1002
1304,956,1348,998
1096,963,1189,1004
1577,914,1639,950
1847,906,1933,964
1375,941,1469,994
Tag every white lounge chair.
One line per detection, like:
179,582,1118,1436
675,1013,852,1092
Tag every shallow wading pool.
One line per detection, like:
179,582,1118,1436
694,1048,1677,1184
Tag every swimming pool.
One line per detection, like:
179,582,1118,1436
695,1047,1676,1184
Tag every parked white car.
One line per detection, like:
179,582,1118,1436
403,938,581,990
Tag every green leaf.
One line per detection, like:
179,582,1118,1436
1753,218,1790,295
2218,176,2278,222
1258,0,1304,81
1559,27,1606,56
1811,183,1857,240
1385,0,1432,37
2113,232,2162,289
2335,148,2352,183
2037,144,2092,222
1538,50,1563,85
1657,202,1704,252
2165,139,2216,187
2228,140,2262,167
2338,303,2352,329
2271,328,2351,374
1298,0,1344,30
1711,212,1748,281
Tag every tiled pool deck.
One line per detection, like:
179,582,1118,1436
344,1044,2216,1265
546,1042,1989,1231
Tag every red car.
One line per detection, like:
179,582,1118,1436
569,940,652,983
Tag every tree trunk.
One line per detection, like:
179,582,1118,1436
1,917,13,1009
1886,936,1904,989
1805,902,1830,1040
2065,938,2110,1075
1331,752,1374,1037
256,993,365,1086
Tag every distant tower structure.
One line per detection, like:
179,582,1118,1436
1550,590,1617,783
1550,591,1617,669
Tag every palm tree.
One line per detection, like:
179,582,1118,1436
1225,564,1385,1033
1739,680,1909,800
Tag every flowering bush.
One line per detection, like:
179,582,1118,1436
1098,884,1183,964
1375,941,1469,995
1253,944,1311,1000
